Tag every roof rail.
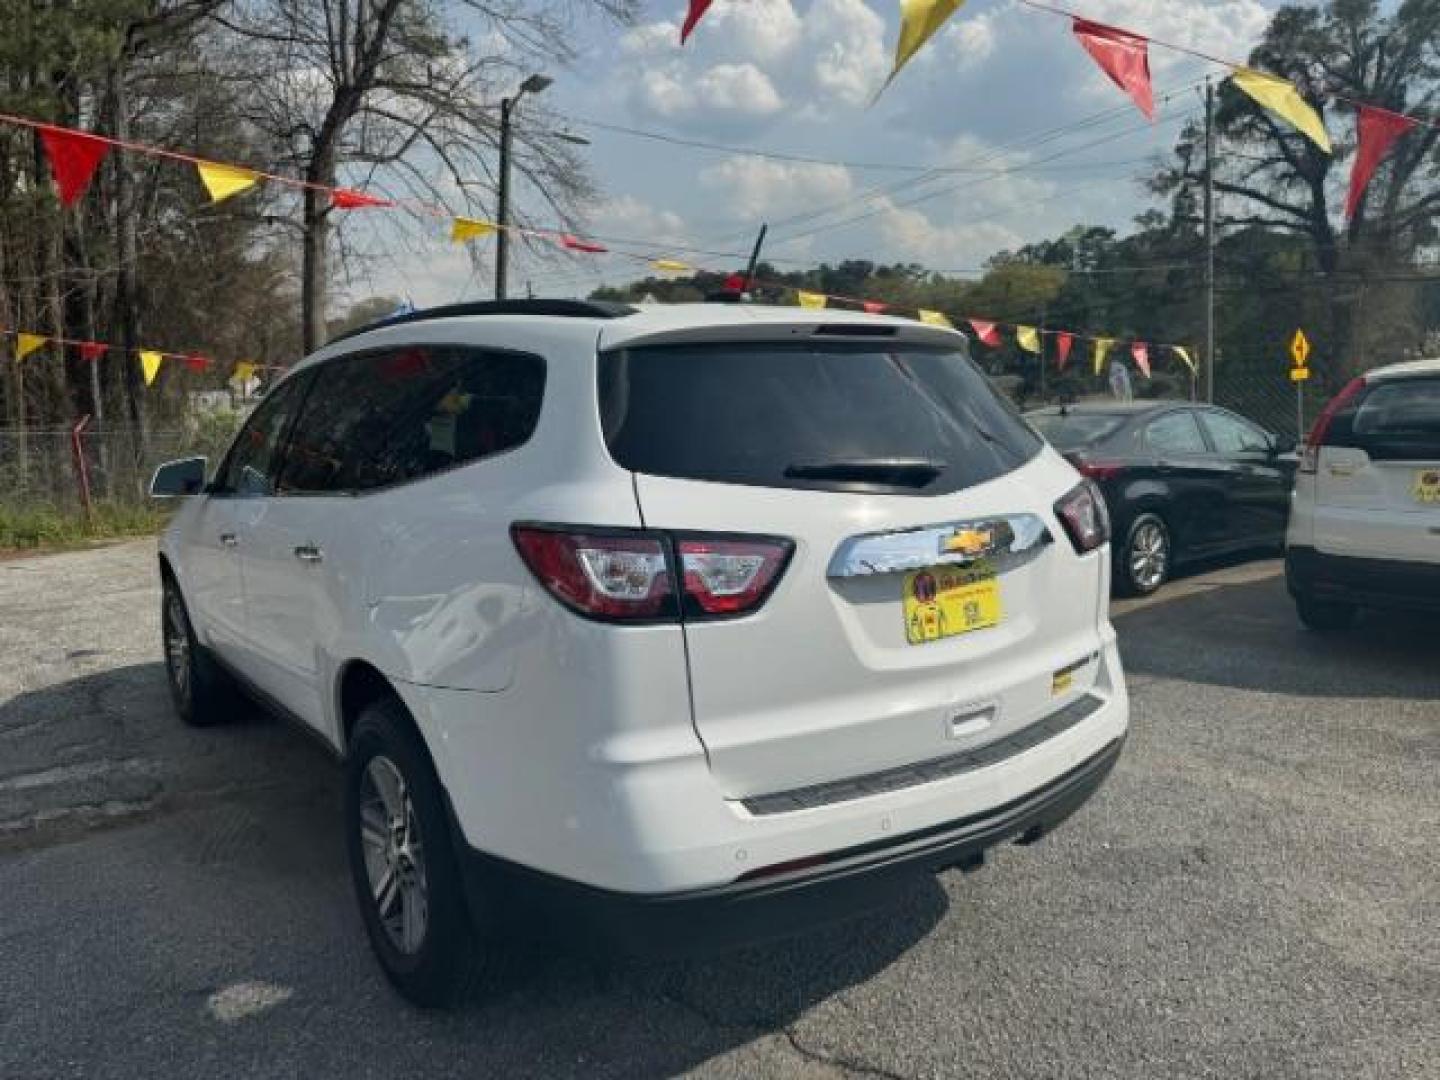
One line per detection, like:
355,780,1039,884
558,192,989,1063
328,299,638,345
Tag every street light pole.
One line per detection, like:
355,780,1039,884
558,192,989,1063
495,95,514,300
495,74,553,301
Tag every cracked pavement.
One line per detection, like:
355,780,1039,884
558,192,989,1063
1,540,1437,1078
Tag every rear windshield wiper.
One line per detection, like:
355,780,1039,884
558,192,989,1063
783,458,946,487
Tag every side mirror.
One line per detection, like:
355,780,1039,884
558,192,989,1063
149,456,208,498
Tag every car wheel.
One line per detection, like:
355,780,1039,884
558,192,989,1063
345,696,487,1007
161,574,235,726
1118,513,1171,596
1294,594,1357,632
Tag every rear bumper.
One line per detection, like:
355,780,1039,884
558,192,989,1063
1286,545,1440,612
456,735,1124,958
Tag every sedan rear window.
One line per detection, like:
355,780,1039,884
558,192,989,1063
1027,412,1125,449
599,342,1042,496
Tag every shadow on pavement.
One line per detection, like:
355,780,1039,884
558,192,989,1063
1114,571,1439,701
1,661,949,1078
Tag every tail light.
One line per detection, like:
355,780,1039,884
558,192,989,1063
511,525,792,623
1054,480,1111,554
677,537,793,617
1300,376,1366,473
1065,454,1125,482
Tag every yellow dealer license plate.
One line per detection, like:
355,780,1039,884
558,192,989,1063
904,563,1001,644
1413,469,1440,504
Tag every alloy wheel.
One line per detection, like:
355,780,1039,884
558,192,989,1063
359,755,430,956
164,593,191,707
1129,520,1169,592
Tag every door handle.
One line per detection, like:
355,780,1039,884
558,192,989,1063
294,544,324,563
219,532,238,547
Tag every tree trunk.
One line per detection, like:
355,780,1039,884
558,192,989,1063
109,61,149,464
301,182,330,353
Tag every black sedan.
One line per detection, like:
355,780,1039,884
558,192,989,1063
1026,401,1297,595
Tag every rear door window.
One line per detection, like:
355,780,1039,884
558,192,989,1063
1027,412,1125,450
599,342,1042,496
278,344,546,494
1144,411,1208,455
1350,378,1440,461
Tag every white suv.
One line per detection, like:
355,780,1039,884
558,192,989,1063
151,300,1128,1005
1287,356,1440,629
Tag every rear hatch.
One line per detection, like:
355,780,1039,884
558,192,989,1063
599,331,1109,799
1316,373,1440,563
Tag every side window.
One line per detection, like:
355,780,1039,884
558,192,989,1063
278,344,546,494
214,376,309,496
1144,411,1208,455
1201,411,1270,455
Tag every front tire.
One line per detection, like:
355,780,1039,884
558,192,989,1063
1117,512,1171,597
1294,594,1357,632
345,696,485,1007
161,574,236,726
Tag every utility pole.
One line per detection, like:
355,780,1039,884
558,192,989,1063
495,74,553,300
742,223,768,294
1203,76,1216,404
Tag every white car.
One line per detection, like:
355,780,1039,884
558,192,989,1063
1287,356,1440,630
150,300,1128,1005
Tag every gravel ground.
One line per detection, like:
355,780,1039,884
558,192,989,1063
0,540,1436,1079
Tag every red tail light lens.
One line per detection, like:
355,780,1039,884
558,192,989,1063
1054,480,1111,554
1300,376,1366,473
1066,455,1125,482
511,526,792,623
677,537,793,617
510,526,676,621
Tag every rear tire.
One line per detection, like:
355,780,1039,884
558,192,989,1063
345,696,487,1007
1117,512,1171,597
1294,594,1357,632
161,574,236,726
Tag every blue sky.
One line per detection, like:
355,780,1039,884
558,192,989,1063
356,0,1282,306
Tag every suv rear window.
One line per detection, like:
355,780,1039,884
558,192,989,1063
599,342,1041,496
1350,377,1440,460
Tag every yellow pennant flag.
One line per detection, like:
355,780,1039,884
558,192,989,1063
231,361,257,385
1015,325,1041,354
650,259,691,274
139,350,163,387
197,162,261,203
918,309,953,329
1230,69,1332,153
451,217,496,243
1172,345,1198,375
1093,337,1114,375
796,290,827,309
888,0,968,89
15,333,47,361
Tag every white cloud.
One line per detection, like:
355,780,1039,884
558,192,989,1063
699,156,855,221
591,195,690,246
695,63,785,115
940,13,999,70
804,0,890,105
875,202,1025,268
703,0,804,64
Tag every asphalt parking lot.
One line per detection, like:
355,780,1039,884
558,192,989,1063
1,540,1436,1079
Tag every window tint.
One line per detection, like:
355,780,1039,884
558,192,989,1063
215,376,309,496
1201,411,1270,454
1027,412,1125,450
1144,411,1208,455
1351,377,1440,460
278,345,545,493
599,342,1042,496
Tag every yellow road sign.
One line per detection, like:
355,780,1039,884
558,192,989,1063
1290,367,1310,382
1290,329,1310,367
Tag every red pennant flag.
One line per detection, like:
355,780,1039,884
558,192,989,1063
560,233,608,254
77,341,108,362
185,354,209,373
723,272,747,292
1131,341,1151,378
681,0,715,44
969,318,1000,346
1072,19,1154,120
863,300,888,315
1056,332,1074,369
1345,105,1417,220
39,128,111,207
330,188,393,210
